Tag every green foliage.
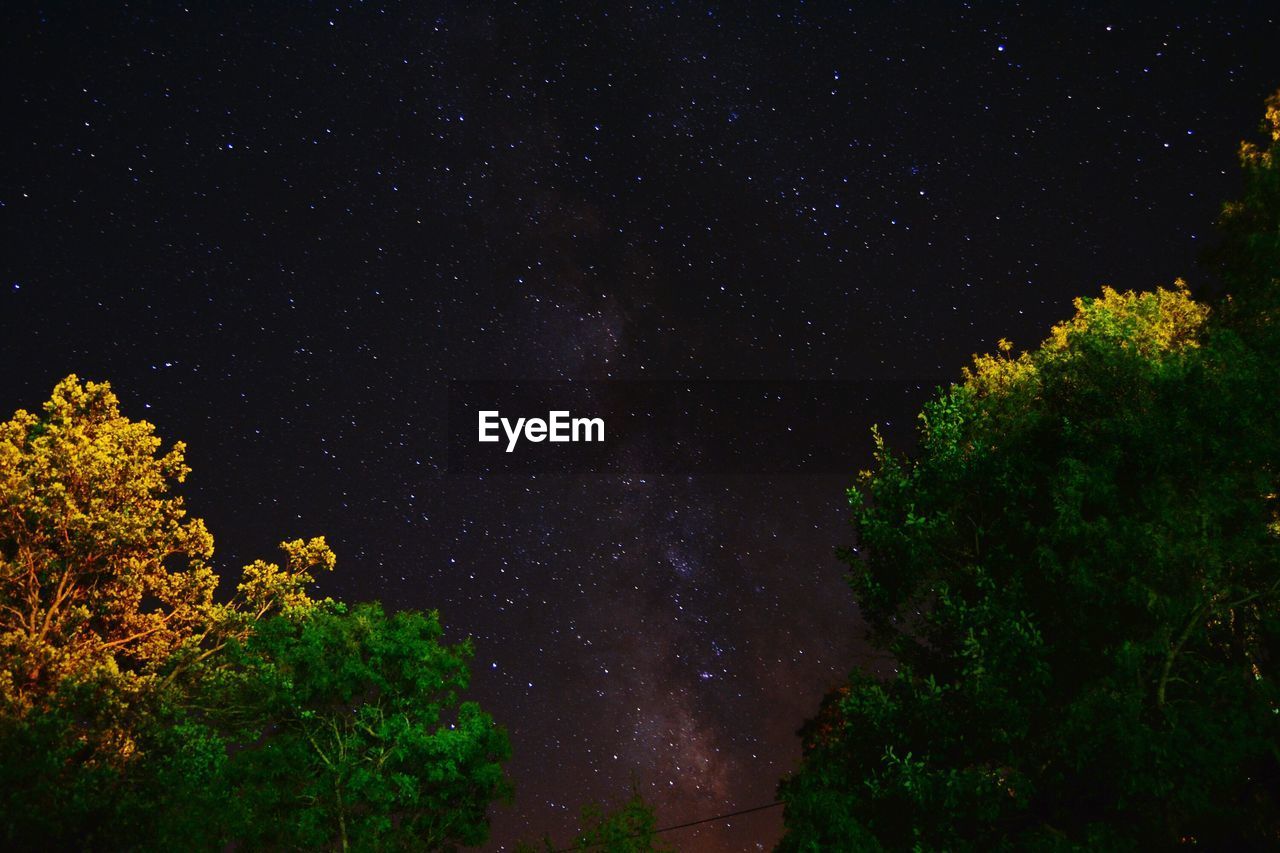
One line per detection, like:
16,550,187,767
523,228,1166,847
778,93,1280,850
516,791,674,852
1212,89,1280,340
0,664,238,849
0,376,511,850
223,602,512,850
570,792,674,852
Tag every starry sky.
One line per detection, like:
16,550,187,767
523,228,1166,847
2,4,1278,850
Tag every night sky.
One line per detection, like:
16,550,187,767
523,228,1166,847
3,4,1278,849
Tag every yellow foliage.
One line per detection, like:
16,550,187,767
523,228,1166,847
1044,280,1208,355
0,376,335,751
238,536,336,619
0,376,216,714
961,280,1209,399
1238,89,1280,167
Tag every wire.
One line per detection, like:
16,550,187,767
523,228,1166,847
550,800,784,852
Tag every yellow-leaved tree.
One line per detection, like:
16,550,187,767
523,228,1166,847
0,375,331,752
0,375,510,851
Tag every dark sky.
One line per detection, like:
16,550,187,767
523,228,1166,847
2,3,1277,849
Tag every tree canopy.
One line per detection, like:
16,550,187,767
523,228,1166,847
0,376,511,849
515,791,676,853
777,92,1280,850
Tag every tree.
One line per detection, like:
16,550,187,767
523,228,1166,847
777,93,1280,850
1212,89,1280,340
0,375,511,849
516,791,675,852
569,792,674,853
0,376,217,722
222,602,512,850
